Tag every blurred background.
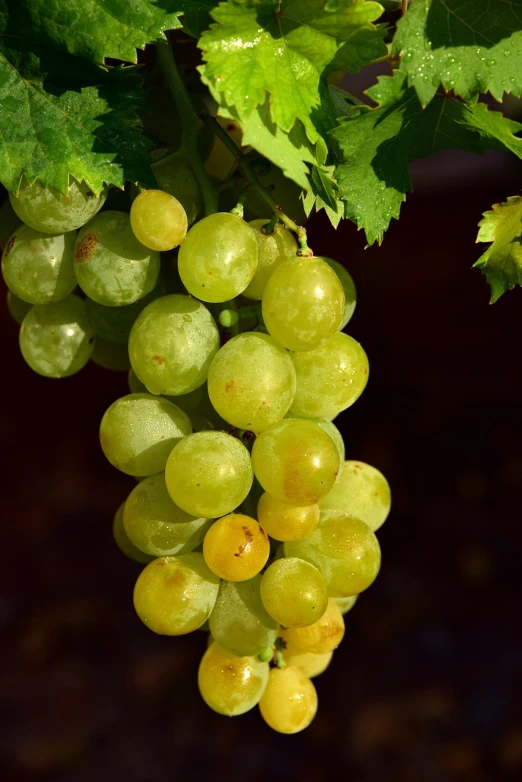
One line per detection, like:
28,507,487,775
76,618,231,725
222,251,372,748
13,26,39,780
1,82,522,781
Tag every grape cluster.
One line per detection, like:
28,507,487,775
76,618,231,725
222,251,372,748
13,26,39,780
1,171,391,734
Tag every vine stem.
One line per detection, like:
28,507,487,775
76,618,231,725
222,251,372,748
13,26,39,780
401,0,407,15
200,114,312,256
155,41,218,216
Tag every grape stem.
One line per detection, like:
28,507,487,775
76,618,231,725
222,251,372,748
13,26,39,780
200,114,313,256
155,40,218,216
401,0,408,15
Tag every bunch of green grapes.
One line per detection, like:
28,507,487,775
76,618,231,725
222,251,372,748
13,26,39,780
1,144,389,734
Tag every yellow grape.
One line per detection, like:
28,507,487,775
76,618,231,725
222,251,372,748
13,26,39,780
203,513,270,581
133,553,219,635
257,492,319,542
259,666,317,734
319,460,391,531
334,595,358,615
130,189,188,251
260,557,328,628
280,598,345,654
281,638,333,678
198,641,269,716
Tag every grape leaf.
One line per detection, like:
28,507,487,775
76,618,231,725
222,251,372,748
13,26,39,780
331,73,522,244
199,0,387,143
0,37,153,195
393,0,522,105
0,0,189,65
474,196,522,302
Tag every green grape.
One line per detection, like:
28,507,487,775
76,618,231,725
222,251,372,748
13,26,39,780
203,513,270,581
75,211,160,306
0,199,22,249
259,666,317,734
260,558,328,628
133,553,220,635
129,294,220,395
178,212,258,303
319,460,391,531
209,575,279,656
2,225,76,305
320,257,356,329
91,339,130,371
286,413,345,476
112,502,154,564
257,492,319,542
99,393,192,476
130,189,188,251
262,256,345,352
166,431,253,518
251,419,340,506
207,332,296,432
198,641,269,716
281,639,332,679
10,177,107,233
280,599,344,654
290,332,369,419
85,276,167,345
19,294,95,378
123,474,212,557
6,291,32,325
242,220,298,300
148,151,203,226
334,595,358,615
285,510,381,597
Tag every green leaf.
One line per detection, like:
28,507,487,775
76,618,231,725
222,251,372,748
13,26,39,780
199,0,386,143
474,196,522,302
331,76,522,244
393,0,522,105
0,0,188,65
310,164,338,211
0,37,152,194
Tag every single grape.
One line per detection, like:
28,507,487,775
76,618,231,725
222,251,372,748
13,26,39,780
242,220,298,300
262,256,345,351
99,393,192,476
280,599,344,654
319,460,391,531
260,558,328,628
285,510,381,597
0,199,22,250
148,152,203,226
91,339,130,371
112,502,154,564
10,177,107,233
251,419,340,506
130,189,188,251
203,513,270,581
165,431,253,518
123,473,213,557
2,225,76,305
6,291,32,325
208,575,279,656
334,595,358,615
19,294,95,378
133,553,220,635
257,493,319,542
178,212,258,303
290,332,369,419
75,211,160,306
207,332,296,432
85,276,167,345
286,413,345,479
258,666,317,734
320,257,356,329
129,294,220,395
198,642,269,716
281,638,333,678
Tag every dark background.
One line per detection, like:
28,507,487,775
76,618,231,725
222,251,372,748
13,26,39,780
1,141,522,780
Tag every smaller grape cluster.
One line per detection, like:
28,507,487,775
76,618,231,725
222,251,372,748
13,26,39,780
1,174,391,734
